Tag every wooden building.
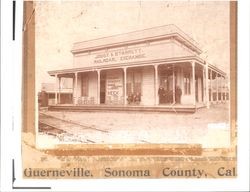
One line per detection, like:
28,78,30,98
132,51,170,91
48,25,228,111
39,82,73,106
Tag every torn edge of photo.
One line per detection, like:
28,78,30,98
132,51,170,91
4,0,249,191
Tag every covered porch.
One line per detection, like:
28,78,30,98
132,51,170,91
49,57,228,111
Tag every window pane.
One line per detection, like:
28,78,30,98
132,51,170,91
184,72,191,95
127,83,132,95
134,82,141,93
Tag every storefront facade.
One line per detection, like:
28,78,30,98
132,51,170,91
48,25,228,109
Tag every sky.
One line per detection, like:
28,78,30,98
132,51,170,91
35,1,230,91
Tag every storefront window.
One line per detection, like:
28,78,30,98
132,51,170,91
134,82,141,94
184,73,191,95
126,83,132,95
127,70,142,95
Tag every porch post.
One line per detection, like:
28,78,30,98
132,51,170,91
219,75,222,103
205,63,210,108
210,70,213,103
55,74,58,105
172,65,175,104
202,67,205,103
74,72,78,105
224,76,227,102
154,64,159,105
216,73,219,103
58,77,61,104
181,66,184,93
222,76,225,103
191,61,196,106
97,70,100,105
123,67,127,105
72,75,74,104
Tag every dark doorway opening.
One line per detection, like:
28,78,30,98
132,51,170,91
100,73,106,104
159,66,176,104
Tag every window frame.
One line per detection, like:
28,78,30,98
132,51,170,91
183,72,191,95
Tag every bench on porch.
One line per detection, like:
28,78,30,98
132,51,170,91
77,97,95,105
127,93,141,105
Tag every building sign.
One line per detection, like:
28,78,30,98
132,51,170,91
94,48,145,64
106,71,123,104
73,41,194,68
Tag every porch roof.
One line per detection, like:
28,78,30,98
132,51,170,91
41,83,73,93
48,56,226,77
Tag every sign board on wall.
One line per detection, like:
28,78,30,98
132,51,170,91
94,48,145,65
73,41,194,68
106,70,124,104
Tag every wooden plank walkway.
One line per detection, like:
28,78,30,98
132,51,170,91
48,104,205,113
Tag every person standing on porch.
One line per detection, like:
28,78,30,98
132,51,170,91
158,86,165,104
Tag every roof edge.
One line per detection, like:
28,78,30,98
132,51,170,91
71,24,202,55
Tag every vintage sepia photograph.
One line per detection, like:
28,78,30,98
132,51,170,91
5,0,250,191
35,1,231,147
21,0,237,179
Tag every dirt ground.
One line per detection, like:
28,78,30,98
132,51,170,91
37,103,230,148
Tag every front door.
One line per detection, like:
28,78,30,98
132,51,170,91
100,77,106,104
159,68,175,104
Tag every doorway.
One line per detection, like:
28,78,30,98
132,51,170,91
100,73,106,104
159,66,176,104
